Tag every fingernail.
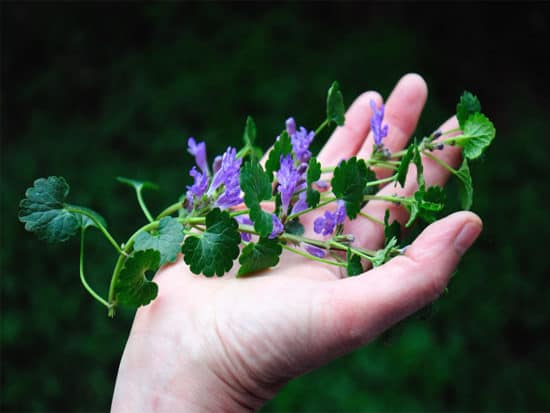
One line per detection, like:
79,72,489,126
454,222,482,256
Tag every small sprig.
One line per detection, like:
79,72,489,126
18,83,495,317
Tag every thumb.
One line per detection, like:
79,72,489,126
310,211,482,360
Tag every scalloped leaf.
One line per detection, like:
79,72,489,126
115,249,160,308
181,208,241,276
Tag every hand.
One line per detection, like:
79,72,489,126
111,74,482,412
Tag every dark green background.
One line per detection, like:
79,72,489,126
2,3,549,412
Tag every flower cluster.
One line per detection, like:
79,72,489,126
186,138,243,210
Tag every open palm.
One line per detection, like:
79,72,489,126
112,74,482,412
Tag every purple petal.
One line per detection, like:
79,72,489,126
370,100,389,146
186,166,209,207
235,215,253,242
187,137,208,172
286,117,297,136
291,126,315,163
304,244,326,258
314,211,336,236
276,154,302,213
269,214,284,239
334,200,346,225
291,192,308,215
210,147,242,194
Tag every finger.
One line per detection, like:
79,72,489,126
317,91,383,166
357,73,428,176
350,115,463,251
312,211,482,358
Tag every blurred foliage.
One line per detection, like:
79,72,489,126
2,3,550,412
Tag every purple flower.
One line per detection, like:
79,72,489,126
286,117,296,136
276,154,302,214
269,214,284,239
286,117,315,163
334,200,346,224
370,100,389,146
215,173,243,209
186,166,209,207
291,127,315,163
209,147,242,195
235,215,253,242
304,244,326,258
188,137,208,172
313,201,346,236
291,192,308,216
314,211,337,236
212,155,223,173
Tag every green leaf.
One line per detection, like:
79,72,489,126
346,249,363,276
396,144,415,187
19,176,81,242
240,161,274,237
284,218,304,236
455,159,473,210
412,144,425,188
306,157,322,208
265,131,292,176
134,217,184,266
405,185,446,227
372,237,398,267
327,81,346,126
331,157,369,219
243,116,257,146
181,208,241,276
237,238,282,277
384,209,401,244
115,249,159,308
116,176,159,191
456,91,481,129
461,113,496,160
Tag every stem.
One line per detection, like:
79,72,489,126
286,197,336,221
366,159,399,169
390,149,407,159
366,175,396,187
315,119,330,136
423,151,457,174
439,134,468,146
66,207,124,255
156,201,183,219
79,229,110,308
363,194,406,204
236,145,251,159
280,231,376,258
321,166,335,173
137,189,154,223
281,244,346,267
230,209,250,218
358,211,384,226
441,127,461,136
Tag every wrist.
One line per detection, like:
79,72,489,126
111,316,271,412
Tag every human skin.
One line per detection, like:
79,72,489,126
111,73,483,412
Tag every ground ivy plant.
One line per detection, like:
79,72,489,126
18,83,495,317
